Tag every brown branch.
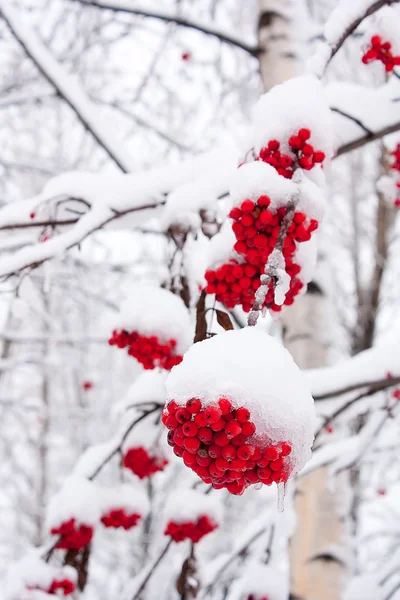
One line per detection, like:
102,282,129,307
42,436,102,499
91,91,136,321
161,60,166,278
72,0,262,56
336,120,400,157
314,375,400,401
131,540,173,599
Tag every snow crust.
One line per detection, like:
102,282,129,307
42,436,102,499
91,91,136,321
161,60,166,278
163,489,222,525
377,175,398,206
206,222,238,269
116,370,168,414
166,328,316,476
4,553,76,600
295,236,318,285
324,0,374,45
252,76,333,160
230,163,297,211
114,285,193,354
46,475,101,528
235,563,289,600
100,483,150,516
375,7,400,55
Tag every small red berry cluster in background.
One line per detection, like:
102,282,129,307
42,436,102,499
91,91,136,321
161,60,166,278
181,51,191,61
101,508,141,530
163,397,292,495
48,578,76,596
390,144,400,207
28,579,76,597
82,380,93,391
164,515,217,543
123,446,168,479
362,35,400,71
108,330,182,370
247,596,269,600
258,129,325,176
50,518,93,550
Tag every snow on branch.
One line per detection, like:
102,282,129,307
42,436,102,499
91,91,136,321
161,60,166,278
0,148,236,278
0,1,134,173
307,340,400,401
301,409,389,477
72,0,261,56
310,0,400,77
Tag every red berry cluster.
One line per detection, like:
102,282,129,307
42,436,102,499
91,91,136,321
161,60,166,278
162,398,292,495
247,596,269,600
205,195,317,312
28,579,76,597
258,129,325,175
108,330,182,370
164,515,217,543
362,36,400,72
48,579,76,596
123,446,168,479
101,508,141,530
82,380,93,391
50,518,93,550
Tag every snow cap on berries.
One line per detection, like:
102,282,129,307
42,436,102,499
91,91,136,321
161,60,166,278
252,75,333,160
236,563,289,600
166,328,316,478
113,285,192,355
115,370,168,415
47,474,101,531
4,553,77,600
100,483,150,520
163,489,222,527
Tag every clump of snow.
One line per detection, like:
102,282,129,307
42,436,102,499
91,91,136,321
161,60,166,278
229,163,297,211
47,475,101,529
116,370,168,414
295,236,318,286
324,0,374,45
122,413,168,456
113,285,193,354
371,6,400,56
273,254,291,307
163,489,222,525
4,553,77,600
206,222,239,270
162,181,218,231
99,483,150,517
252,76,333,160
235,563,289,600
342,574,382,600
166,328,316,476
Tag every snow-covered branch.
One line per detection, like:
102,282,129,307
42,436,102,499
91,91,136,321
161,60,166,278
0,1,134,172
310,0,400,77
72,0,261,56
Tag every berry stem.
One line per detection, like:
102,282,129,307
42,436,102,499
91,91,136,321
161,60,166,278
247,195,299,327
130,539,173,599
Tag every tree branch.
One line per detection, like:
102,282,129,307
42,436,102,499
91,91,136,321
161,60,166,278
314,376,400,401
336,120,400,156
0,1,133,172
72,0,262,56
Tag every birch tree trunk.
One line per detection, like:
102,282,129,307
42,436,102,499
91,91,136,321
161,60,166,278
258,2,348,599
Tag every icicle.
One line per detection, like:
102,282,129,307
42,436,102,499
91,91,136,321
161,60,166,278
277,482,286,512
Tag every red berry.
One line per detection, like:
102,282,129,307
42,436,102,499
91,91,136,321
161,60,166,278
264,446,279,461
208,444,221,458
221,445,236,461
257,195,270,207
313,151,325,163
237,444,255,460
214,431,230,447
218,398,232,415
183,450,197,466
181,51,191,61
204,405,222,424
210,418,226,431
241,200,255,213
176,408,192,423
166,415,179,430
231,458,247,471
225,421,242,439
186,399,202,414
268,140,280,151
298,128,311,141
241,421,256,436
215,458,230,471
280,442,292,457
184,437,201,454
194,412,207,427
182,422,198,437
198,427,213,444
235,407,250,423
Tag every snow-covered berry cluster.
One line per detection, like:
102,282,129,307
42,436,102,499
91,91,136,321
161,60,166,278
165,515,217,543
13,557,78,599
101,508,141,530
362,35,400,71
123,446,168,479
246,596,269,600
163,396,292,495
50,518,93,550
109,330,182,370
258,129,325,176
109,286,191,370
391,144,400,207
47,578,76,595
165,329,316,497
